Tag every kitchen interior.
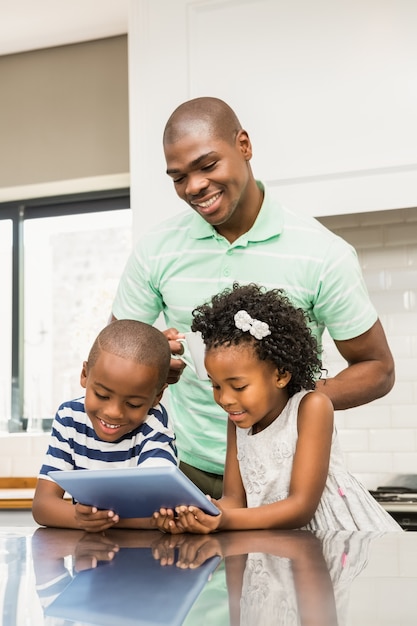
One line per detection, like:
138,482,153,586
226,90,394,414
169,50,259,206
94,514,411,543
0,1,416,624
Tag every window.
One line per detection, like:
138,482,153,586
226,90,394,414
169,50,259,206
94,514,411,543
0,219,12,431
0,190,131,433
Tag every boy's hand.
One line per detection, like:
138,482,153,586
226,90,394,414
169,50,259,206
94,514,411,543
73,533,119,571
74,503,121,533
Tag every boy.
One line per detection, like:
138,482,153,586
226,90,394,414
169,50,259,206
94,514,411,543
32,319,177,532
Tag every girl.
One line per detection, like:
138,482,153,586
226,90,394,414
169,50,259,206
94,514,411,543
153,283,401,533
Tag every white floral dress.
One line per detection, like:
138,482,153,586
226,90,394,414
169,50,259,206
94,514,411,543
235,390,402,531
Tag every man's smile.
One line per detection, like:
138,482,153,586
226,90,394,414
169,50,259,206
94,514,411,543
191,191,222,212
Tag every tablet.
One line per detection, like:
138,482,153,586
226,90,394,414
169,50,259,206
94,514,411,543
45,546,222,626
48,464,220,518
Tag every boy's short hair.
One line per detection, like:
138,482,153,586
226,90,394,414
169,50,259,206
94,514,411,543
88,320,171,389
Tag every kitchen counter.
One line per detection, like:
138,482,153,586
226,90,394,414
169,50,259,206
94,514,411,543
0,526,415,625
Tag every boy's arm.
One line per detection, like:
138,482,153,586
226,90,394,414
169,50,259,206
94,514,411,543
32,478,78,528
33,477,156,531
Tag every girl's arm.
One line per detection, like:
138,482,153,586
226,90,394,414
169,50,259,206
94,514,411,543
177,392,333,532
152,419,246,534
218,418,247,509
219,391,333,530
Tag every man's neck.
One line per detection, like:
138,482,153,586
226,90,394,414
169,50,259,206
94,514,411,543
216,182,264,243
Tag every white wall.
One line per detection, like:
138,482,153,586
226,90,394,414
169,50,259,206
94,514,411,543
128,0,417,238
319,208,417,488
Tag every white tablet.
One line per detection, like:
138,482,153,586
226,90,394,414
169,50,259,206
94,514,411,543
48,464,220,518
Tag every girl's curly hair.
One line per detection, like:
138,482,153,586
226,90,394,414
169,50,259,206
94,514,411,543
191,283,322,397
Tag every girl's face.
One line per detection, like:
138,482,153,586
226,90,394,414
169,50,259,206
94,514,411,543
205,344,290,433
80,350,163,443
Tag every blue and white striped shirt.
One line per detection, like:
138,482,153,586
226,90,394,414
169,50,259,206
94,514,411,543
38,396,177,480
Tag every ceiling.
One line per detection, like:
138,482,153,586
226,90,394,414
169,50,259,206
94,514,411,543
0,0,129,56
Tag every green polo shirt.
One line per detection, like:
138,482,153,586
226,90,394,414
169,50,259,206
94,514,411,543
113,182,377,474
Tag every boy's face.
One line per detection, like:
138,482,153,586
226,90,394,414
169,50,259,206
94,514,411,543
80,350,163,443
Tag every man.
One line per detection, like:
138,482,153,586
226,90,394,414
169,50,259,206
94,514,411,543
112,97,394,498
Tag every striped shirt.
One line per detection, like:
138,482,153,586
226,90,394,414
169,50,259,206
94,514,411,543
38,396,177,480
112,182,377,475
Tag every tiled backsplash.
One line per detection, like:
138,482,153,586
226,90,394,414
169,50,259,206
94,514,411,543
0,207,416,489
0,433,50,477
319,207,417,489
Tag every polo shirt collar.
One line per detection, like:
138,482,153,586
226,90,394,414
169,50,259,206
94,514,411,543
189,181,284,244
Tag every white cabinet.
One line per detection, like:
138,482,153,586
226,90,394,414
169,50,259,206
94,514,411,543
128,0,417,230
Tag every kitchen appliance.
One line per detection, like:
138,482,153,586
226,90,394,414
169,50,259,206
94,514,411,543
370,474,417,530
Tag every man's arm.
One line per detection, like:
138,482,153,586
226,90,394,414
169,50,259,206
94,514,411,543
315,319,395,410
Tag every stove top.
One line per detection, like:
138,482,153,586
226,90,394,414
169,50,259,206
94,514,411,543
369,476,417,529
370,490,417,504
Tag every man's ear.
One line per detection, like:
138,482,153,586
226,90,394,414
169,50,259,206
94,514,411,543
236,129,252,160
80,361,88,389
152,383,168,407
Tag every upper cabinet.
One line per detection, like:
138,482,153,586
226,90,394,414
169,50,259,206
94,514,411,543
129,0,417,234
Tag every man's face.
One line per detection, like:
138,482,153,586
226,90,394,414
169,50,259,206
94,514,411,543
164,128,252,228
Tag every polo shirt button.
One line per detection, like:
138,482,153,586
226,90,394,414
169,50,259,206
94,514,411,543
223,267,231,276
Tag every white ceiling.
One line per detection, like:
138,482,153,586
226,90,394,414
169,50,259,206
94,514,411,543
0,0,129,56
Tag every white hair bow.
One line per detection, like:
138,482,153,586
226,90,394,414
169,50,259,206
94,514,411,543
234,310,271,340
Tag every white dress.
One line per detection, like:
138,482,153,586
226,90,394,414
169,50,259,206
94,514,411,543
239,531,379,626
235,390,402,531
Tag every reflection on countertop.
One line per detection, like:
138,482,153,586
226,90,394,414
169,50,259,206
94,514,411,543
0,526,415,625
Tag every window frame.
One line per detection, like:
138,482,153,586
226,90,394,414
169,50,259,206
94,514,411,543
0,187,130,432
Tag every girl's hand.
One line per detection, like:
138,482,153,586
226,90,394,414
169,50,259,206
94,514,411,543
74,503,120,533
152,507,186,534
175,505,223,534
151,532,222,568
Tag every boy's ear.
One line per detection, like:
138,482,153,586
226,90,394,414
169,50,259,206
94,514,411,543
80,361,88,389
152,383,168,406
276,370,292,388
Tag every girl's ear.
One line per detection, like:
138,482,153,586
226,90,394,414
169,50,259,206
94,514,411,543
276,370,292,389
80,361,88,389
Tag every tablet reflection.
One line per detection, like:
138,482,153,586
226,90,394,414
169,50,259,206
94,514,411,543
31,528,377,626
31,528,221,626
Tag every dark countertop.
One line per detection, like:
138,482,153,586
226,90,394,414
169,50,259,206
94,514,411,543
0,526,415,625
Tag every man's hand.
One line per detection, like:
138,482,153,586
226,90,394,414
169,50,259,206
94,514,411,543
163,328,187,384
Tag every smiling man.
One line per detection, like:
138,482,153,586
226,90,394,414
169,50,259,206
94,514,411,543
111,96,395,498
